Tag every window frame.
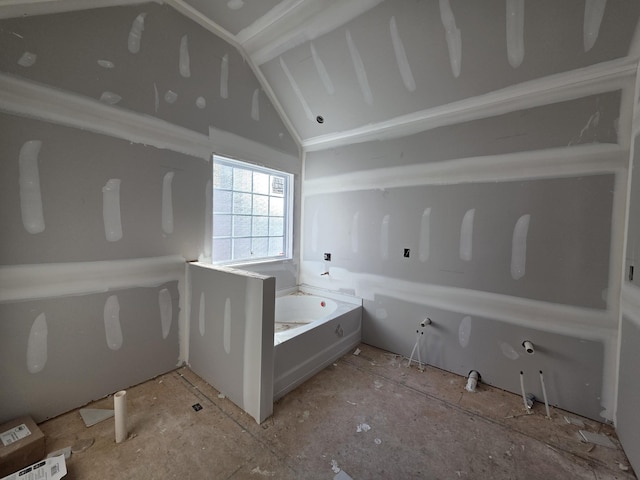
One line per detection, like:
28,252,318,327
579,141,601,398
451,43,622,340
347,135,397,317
211,154,293,266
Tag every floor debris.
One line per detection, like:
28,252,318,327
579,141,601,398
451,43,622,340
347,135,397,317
579,430,617,449
356,423,371,433
564,416,585,427
250,466,275,476
334,470,354,480
330,459,340,473
353,348,361,356
70,438,94,453
79,408,114,427
47,446,71,459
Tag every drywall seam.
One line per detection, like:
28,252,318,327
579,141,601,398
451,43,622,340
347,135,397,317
584,0,607,52
300,262,617,337
162,172,175,235
18,140,45,234
390,16,416,92
303,144,626,196
439,0,462,78
0,255,185,303
279,56,314,121
310,42,335,95
239,0,384,66
302,57,635,152
606,172,628,313
164,0,238,47
202,179,212,261
506,0,524,68
102,179,122,242
510,214,530,280
163,0,302,149
0,0,151,19
0,72,212,159
128,12,147,54
346,29,373,106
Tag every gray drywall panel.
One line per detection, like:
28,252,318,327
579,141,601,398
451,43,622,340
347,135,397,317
305,91,621,180
303,175,613,309
260,0,638,140
0,113,208,264
361,294,605,421
617,315,640,472
241,259,298,292
188,264,275,423
0,282,180,424
0,2,297,155
181,0,282,35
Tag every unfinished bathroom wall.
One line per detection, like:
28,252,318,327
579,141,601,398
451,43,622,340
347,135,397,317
0,2,299,423
187,263,275,423
295,0,639,421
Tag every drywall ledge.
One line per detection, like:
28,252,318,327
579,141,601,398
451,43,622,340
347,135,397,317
301,57,636,152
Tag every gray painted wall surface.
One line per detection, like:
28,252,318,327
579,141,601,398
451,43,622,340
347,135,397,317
616,315,640,471
0,282,180,423
303,175,614,309
261,0,639,140
362,295,604,420
0,2,297,155
305,91,621,179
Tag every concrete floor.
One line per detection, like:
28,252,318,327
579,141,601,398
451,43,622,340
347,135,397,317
40,343,634,479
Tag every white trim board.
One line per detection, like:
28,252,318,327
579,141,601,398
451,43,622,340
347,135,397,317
621,282,640,327
303,144,627,196
0,73,298,166
302,57,637,153
0,0,151,19
0,255,185,303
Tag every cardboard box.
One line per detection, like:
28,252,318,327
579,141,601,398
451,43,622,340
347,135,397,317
0,455,66,480
0,416,45,477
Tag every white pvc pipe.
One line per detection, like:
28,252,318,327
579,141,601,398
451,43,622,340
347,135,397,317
519,371,529,412
539,370,551,418
465,370,479,392
523,340,535,354
114,390,128,443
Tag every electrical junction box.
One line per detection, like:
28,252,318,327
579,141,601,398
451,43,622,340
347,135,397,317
0,416,45,478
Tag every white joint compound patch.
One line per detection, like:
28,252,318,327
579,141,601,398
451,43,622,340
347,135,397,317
196,96,206,109
18,51,37,67
380,214,390,260
19,140,45,234
162,172,174,235
27,312,47,373
506,0,525,68
198,291,206,337
346,29,373,106
164,90,178,104
102,179,122,242
439,0,462,78
584,0,607,52
500,342,519,360
280,56,313,121
419,208,431,262
128,12,147,54
153,83,159,113
104,295,123,350
251,88,260,121
223,297,231,354
158,288,172,339
511,214,530,280
227,0,244,10
459,209,475,261
179,34,191,78
220,54,229,99
310,42,335,95
390,16,416,92
458,315,472,348
100,91,122,105
97,59,115,69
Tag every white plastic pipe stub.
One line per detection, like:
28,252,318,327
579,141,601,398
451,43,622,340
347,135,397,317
522,340,535,355
114,390,128,443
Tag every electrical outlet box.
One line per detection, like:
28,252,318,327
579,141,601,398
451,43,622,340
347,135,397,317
324,253,331,261
403,248,410,258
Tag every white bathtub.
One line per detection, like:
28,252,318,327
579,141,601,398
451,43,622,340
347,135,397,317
273,291,362,400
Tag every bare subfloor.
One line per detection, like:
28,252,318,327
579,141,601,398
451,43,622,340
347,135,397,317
40,344,635,479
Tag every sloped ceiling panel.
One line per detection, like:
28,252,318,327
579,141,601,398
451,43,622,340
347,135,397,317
258,0,640,142
182,0,283,35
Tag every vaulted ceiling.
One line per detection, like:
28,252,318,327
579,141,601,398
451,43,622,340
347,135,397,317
177,0,640,151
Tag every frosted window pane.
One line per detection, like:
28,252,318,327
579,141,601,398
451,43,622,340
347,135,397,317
214,164,233,189
233,192,252,214
253,172,269,194
270,176,285,196
269,237,284,256
233,238,251,260
252,217,269,236
213,214,231,237
253,195,269,215
233,168,252,192
214,190,232,214
233,216,251,237
213,238,231,262
269,217,284,237
252,237,269,257
269,197,284,216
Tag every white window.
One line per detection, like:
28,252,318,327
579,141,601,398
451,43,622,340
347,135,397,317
212,155,293,264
